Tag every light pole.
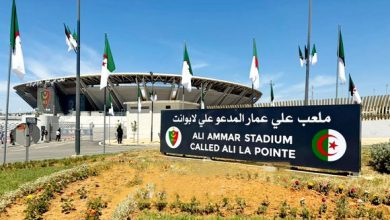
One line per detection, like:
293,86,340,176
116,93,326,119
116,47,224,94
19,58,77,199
150,71,154,142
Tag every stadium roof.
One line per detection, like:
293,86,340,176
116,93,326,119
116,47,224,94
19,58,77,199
14,72,262,112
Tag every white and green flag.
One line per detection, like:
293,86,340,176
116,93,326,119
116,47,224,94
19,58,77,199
181,44,193,92
137,83,142,113
10,0,25,79
100,34,115,90
298,46,305,67
64,24,77,52
349,74,361,104
249,39,260,89
337,30,346,83
311,44,317,65
200,83,205,109
108,94,114,116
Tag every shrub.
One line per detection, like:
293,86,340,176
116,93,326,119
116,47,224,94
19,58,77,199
370,143,390,173
85,197,107,219
155,191,167,211
77,187,88,199
352,203,367,218
203,201,216,215
370,195,382,205
61,196,76,214
335,196,349,219
234,197,246,215
278,200,289,218
347,187,358,198
300,206,311,219
111,195,137,220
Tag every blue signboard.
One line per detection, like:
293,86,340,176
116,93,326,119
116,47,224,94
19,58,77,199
160,105,361,173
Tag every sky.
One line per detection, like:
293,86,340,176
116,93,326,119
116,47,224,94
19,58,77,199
0,0,389,112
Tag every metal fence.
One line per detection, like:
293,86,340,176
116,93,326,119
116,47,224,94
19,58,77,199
208,95,390,121
40,122,127,143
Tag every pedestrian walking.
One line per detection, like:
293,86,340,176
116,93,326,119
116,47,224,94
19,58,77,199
116,125,123,144
56,128,61,141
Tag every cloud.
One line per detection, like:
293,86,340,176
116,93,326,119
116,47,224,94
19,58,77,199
192,62,209,70
24,40,100,80
259,74,336,102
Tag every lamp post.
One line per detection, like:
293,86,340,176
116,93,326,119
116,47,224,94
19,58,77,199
150,71,154,142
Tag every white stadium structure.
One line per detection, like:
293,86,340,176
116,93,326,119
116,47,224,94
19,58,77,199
13,72,261,141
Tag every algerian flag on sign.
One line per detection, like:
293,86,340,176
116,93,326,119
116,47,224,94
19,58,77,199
337,29,346,83
311,44,317,65
108,94,114,116
10,0,25,79
312,129,347,162
349,74,361,104
137,83,142,113
64,24,77,52
249,39,260,89
298,46,305,67
181,44,193,92
100,34,116,90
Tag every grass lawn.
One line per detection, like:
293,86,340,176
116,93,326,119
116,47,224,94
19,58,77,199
0,154,111,196
0,166,72,195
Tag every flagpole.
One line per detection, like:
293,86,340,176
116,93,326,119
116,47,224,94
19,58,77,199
103,87,106,154
182,86,185,109
108,113,110,145
137,105,139,145
75,0,81,155
3,47,12,165
304,0,312,106
335,25,340,105
251,83,254,107
150,71,154,143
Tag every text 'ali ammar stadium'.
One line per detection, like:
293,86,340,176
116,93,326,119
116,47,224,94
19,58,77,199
14,72,261,141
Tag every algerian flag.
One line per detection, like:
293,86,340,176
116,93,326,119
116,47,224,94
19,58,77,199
100,34,116,90
181,44,193,92
312,129,347,162
149,91,157,102
311,44,318,65
298,46,305,67
349,74,361,104
270,81,274,104
200,83,205,109
249,39,260,89
170,83,178,100
10,0,25,79
137,83,142,113
337,29,346,83
108,94,114,116
64,24,77,52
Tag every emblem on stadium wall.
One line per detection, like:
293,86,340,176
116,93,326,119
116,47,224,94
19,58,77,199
41,89,51,109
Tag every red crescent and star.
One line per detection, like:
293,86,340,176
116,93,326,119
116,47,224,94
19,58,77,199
317,134,337,156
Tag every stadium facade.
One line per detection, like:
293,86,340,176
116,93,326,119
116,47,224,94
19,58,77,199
14,72,261,141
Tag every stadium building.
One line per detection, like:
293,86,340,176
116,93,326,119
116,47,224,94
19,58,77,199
14,72,261,141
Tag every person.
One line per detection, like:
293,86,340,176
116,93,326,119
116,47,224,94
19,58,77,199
10,132,15,145
44,129,48,142
0,131,3,144
41,128,45,141
116,125,123,144
56,128,61,141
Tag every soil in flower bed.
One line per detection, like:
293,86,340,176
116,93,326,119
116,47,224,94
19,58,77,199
0,149,389,219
